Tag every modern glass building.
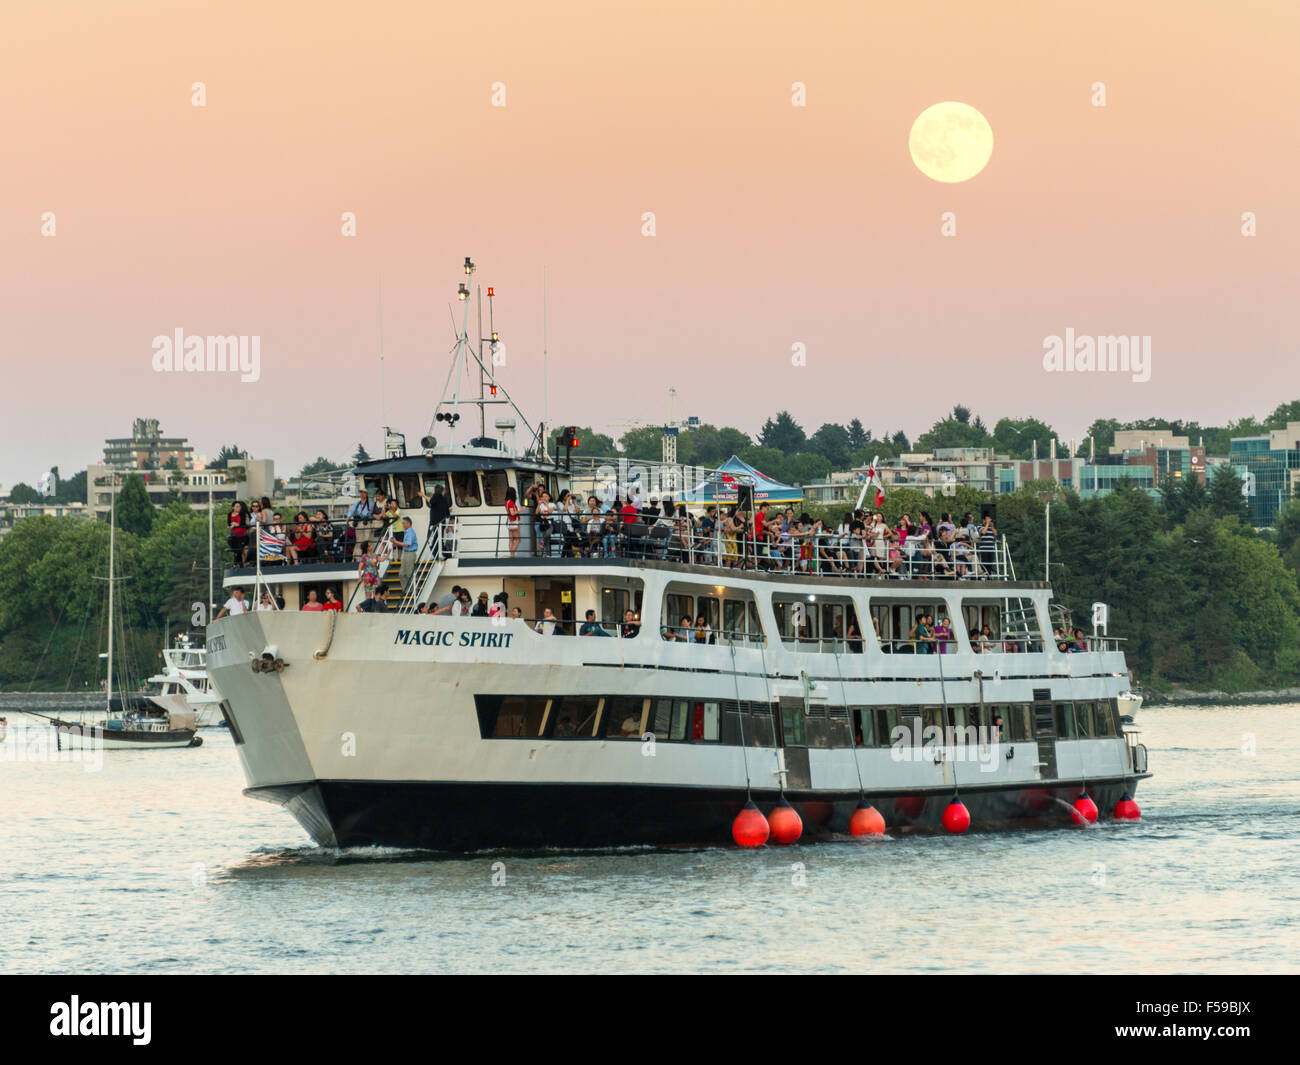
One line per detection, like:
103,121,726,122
1075,463,1158,499
1231,424,1300,526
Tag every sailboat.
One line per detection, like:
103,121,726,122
52,471,201,751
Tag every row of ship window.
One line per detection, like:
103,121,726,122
475,695,1122,744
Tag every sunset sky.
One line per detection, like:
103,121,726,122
2,0,1295,488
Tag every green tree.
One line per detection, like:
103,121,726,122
352,443,372,465
616,426,665,463
1206,465,1249,522
846,419,868,451
115,474,155,537
297,456,342,478
785,452,832,486
208,445,247,470
53,470,87,504
6,482,41,504
992,418,1057,460
1084,418,1121,454
1266,400,1300,428
757,411,806,454
916,407,994,452
738,446,790,484
807,423,852,470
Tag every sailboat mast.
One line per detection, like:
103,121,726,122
106,471,116,713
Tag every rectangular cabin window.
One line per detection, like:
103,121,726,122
482,470,509,507
665,595,694,637
423,473,450,497
874,707,897,747
481,695,550,738
779,701,806,746
1074,702,1096,738
773,596,818,643
1000,705,1032,741
821,603,844,646
698,596,720,630
1096,700,1118,737
1053,702,1076,739
451,472,482,507
604,696,647,739
724,599,746,640
394,475,423,509
550,696,601,739
601,586,628,626
650,699,689,741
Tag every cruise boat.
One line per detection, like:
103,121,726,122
207,261,1150,849
147,634,224,728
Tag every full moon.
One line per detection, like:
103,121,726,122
908,102,994,183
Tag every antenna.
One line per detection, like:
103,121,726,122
542,267,550,457
429,258,540,456
379,276,386,429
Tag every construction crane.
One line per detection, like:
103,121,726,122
606,388,700,467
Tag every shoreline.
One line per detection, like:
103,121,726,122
1141,687,1300,708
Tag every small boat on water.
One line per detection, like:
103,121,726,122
50,470,201,752
147,633,225,728
1116,674,1143,721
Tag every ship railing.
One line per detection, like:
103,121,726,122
654,625,766,646
394,524,446,614
343,527,401,612
414,614,762,645
231,516,399,570
448,514,1011,580
876,635,1044,654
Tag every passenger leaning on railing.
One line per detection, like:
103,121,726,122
347,490,375,557
227,501,251,566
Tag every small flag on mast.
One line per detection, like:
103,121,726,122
866,456,884,509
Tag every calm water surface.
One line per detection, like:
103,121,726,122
2,706,1297,973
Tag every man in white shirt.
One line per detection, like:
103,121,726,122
214,588,248,619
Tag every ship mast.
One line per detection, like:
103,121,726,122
105,469,116,715
427,257,542,457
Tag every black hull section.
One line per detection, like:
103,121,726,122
248,778,1145,851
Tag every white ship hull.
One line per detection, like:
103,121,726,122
209,589,1148,849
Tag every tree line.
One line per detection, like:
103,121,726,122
3,468,1300,695
560,398,1300,491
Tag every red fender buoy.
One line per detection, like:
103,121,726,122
849,801,886,837
1113,794,1142,821
732,800,769,847
1071,791,1099,825
941,798,971,835
768,798,803,844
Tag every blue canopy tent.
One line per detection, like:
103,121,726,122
679,455,803,507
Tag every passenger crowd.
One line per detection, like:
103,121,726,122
516,489,1002,580
225,488,420,569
